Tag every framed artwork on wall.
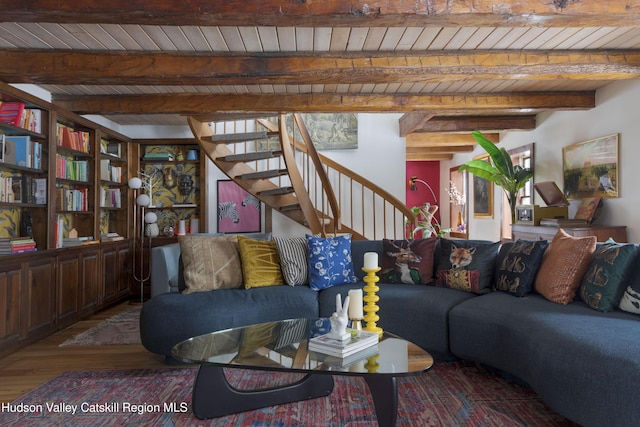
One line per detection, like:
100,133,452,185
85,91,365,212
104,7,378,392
473,154,493,218
562,133,619,199
217,180,261,233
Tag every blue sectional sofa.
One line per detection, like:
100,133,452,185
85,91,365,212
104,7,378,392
140,236,640,427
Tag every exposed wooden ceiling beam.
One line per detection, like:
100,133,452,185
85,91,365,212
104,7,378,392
52,92,595,115
406,146,475,154
3,1,639,27
406,133,500,147
409,115,537,133
399,113,435,137
1,50,639,86
406,153,454,161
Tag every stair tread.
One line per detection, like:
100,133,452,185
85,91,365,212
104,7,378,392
207,131,268,143
258,186,295,196
238,169,288,180
220,151,283,162
280,203,301,211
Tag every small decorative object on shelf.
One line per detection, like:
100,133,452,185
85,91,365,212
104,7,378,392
177,219,186,236
362,252,383,337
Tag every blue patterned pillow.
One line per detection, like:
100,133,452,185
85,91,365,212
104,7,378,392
306,234,358,291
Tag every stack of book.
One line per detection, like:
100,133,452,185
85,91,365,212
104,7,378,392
308,328,379,358
9,237,37,254
142,152,173,161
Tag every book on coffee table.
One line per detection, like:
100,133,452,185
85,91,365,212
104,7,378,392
308,328,379,358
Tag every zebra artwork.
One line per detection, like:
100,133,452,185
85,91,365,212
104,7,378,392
218,201,240,223
241,194,260,209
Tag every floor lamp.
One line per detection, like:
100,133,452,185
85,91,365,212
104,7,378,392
128,176,157,304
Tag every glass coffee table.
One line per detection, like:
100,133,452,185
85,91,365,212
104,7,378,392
172,318,433,427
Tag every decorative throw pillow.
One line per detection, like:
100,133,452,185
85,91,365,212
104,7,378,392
534,229,597,305
579,240,638,312
620,280,640,315
273,236,310,286
238,235,285,289
306,234,358,291
495,239,549,297
435,238,500,294
179,234,243,293
380,238,438,285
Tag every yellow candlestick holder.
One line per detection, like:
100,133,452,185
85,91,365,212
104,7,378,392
362,266,383,337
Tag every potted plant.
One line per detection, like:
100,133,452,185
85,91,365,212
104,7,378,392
458,131,533,224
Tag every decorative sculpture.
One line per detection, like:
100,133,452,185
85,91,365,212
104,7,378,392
327,294,351,341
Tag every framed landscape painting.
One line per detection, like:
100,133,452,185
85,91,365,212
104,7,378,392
563,134,619,199
217,180,261,233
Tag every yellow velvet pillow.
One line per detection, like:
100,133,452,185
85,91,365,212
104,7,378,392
238,235,285,289
534,229,597,304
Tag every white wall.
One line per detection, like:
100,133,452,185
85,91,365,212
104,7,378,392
443,79,640,243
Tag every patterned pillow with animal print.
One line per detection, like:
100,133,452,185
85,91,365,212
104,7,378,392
380,238,438,285
494,239,549,297
579,240,638,312
435,238,500,294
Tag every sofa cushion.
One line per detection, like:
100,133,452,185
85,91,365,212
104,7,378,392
273,236,309,286
579,240,638,312
179,234,243,293
534,229,596,305
435,238,500,294
620,252,640,315
238,235,285,289
306,234,358,291
495,239,549,297
380,238,438,285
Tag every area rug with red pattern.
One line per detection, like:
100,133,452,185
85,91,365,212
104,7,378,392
59,305,141,346
0,361,578,426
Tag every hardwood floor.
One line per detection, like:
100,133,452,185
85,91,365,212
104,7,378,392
0,300,171,402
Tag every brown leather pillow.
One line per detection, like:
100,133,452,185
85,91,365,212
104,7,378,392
534,229,597,304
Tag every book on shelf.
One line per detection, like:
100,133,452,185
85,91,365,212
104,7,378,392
308,328,379,358
0,102,25,127
100,233,125,242
4,135,31,167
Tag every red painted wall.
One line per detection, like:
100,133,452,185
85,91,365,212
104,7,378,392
406,161,441,225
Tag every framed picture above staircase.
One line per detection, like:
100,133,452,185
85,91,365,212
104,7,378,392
217,180,261,233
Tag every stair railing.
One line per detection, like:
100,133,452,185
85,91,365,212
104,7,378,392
203,115,417,240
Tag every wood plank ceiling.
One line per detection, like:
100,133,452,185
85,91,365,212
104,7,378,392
1,1,640,160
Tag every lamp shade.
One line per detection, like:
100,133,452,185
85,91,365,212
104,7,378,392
144,212,158,224
128,177,142,189
136,194,151,207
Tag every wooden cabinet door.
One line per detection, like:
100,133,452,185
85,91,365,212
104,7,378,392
116,244,131,297
0,261,23,356
102,246,118,303
23,257,56,338
79,249,100,316
56,253,80,327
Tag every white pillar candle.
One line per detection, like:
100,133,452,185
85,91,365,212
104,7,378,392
363,252,378,270
348,289,364,319
177,220,186,236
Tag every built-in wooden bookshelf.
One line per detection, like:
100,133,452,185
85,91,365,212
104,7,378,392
0,82,134,358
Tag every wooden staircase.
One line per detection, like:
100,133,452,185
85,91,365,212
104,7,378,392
188,113,415,240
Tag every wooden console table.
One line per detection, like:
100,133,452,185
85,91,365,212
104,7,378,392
511,224,627,243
